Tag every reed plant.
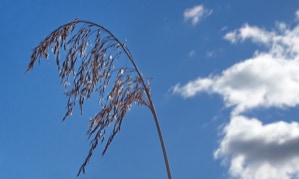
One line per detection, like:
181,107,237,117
27,19,172,178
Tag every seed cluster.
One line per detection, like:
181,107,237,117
27,19,150,175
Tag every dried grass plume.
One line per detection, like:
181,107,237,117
27,19,172,178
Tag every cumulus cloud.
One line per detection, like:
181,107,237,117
173,10,299,179
215,115,299,179
173,20,299,115
184,5,212,26
173,55,299,115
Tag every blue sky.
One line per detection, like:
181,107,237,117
1,1,299,179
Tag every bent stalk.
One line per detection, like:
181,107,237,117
27,19,172,178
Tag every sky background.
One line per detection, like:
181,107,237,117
1,1,299,179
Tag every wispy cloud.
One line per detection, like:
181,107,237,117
206,50,216,58
188,50,196,57
183,5,212,26
174,9,299,179
224,24,275,44
296,10,299,20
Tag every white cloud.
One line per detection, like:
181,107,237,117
173,55,299,115
174,9,299,179
224,22,299,57
173,78,212,97
173,19,299,115
215,115,299,179
296,10,299,20
188,50,196,57
224,24,275,45
184,5,212,26
206,50,216,58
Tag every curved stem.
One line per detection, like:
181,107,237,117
122,46,173,179
77,20,172,179
147,99,173,179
